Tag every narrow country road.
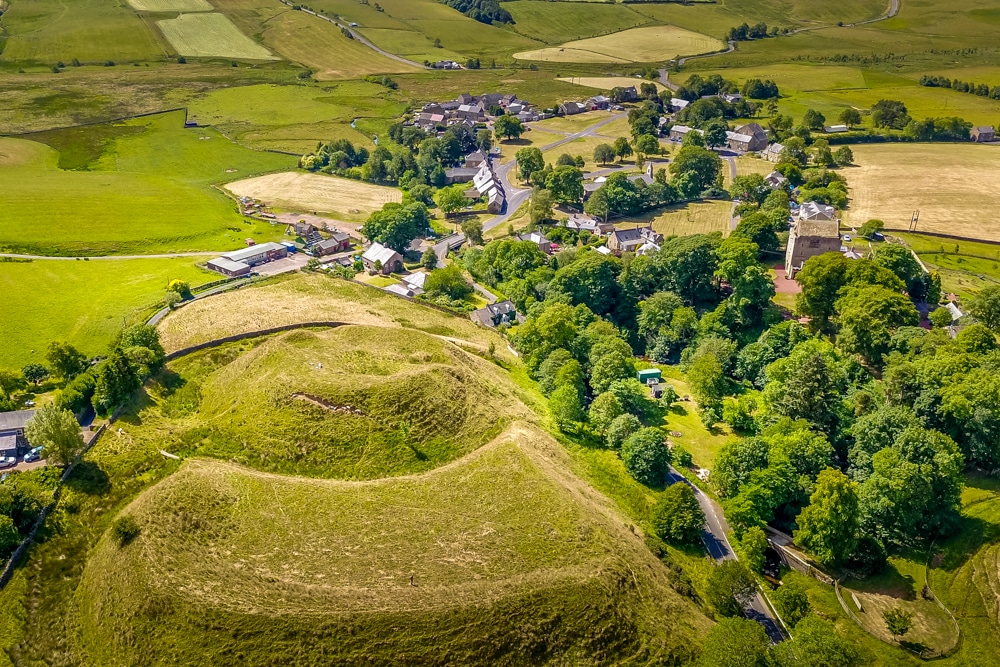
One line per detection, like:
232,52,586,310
276,0,426,70
666,467,785,643
484,112,627,231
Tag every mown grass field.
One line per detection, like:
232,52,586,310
0,111,295,256
127,0,212,10
0,257,215,369
224,171,402,221
558,76,667,94
623,200,733,240
514,25,723,63
845,144,1000,241
156,12,278,60
0,0,165,64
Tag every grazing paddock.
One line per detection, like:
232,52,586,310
157,13,278,60
504,1,653,44
514,26,724,63
127,0,212,10
0,257,215,369
846,144,1000,241
0,0,164,63
224,172,402,221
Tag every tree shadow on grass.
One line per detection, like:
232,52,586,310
64,461,110,496
848,563,917,600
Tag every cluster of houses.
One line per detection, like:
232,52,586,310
412,92,546,131
443,153,506,214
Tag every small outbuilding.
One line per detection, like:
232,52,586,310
637,368,662,385
972,126,996,142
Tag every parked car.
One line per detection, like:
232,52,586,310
24,447,44,463
0,457,16,469
843,234,852,242
24,400,35,407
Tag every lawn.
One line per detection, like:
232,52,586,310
0,257,216,369
0,0,165,64
514,26,724,63
845,143,1000,241
223,171,402,221
0,111,296,256
157,13,279,60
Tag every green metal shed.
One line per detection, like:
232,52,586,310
637,368,662,384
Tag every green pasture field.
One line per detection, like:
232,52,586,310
186,81,406,153
514,26,723,63
845,143,1000,241
356,28,465,62
126,0,212,11
894,233,1000,300
0,0,165,64
504,1,653,45
0,111,296,256
156,13,278,60
211,0,419,78
0,257,215,369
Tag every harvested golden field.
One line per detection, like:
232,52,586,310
624,200,733,238
846,144,1000,241
514,26,723,63
557,76,667,93
224,171,402,221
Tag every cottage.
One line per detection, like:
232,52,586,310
314,233,351,256
559,101,587,116
730,123,769,152
0,410,36,457
291,221,316,237
725,131,755,152
669,98,689,112
517,231,552,254
444,167,479,185
464,150,488,169
972,126,996,142
384,284,418,298
565,213,614,235
607,226,663,254
785,203,840,278
470,300,520,328
669,125,702,142
401,271,428,292
362,243,403,275
616,86,639,102
763,142,785,162
721,93,743,104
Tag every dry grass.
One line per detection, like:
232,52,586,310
157,272,506,355
622,200,733,239
514,26,724,63
224,171,402,221
127,0,212,10
846,144,1000,241
557,76,667,93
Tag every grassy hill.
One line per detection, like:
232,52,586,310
1,277,713,665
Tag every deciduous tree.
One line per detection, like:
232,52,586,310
706,560,757,617
794,468,859,566
621,427,670,486
24,405,83,466
653,482,705,544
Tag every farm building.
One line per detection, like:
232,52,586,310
314,233,351,256
669,125,702,142
401,272,428,293
587,95,611,110
383,284,418,298
785,203,840,278
721,93,743,104
559,101,588,116
824,125,849,133
470,300,521,328
564,214,614,235
637,368,661,385
445,167,479,185
207,242,287,277
608,226,663,254
0,409,35,457
972,126,996,142
669,98,689,112
362,243,403,275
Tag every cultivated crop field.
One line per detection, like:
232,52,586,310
846,144,1000,241
157,13,278,60
0,257,215,369
558,76,667,94
0,112,295,256
127,0,212,10
514,25,723,63
224,171,402,221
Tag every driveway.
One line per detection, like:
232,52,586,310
666,467,785,643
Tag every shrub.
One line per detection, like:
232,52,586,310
0,515,20,557
111,516,141,546
621,427,670,486
672,445,693,468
